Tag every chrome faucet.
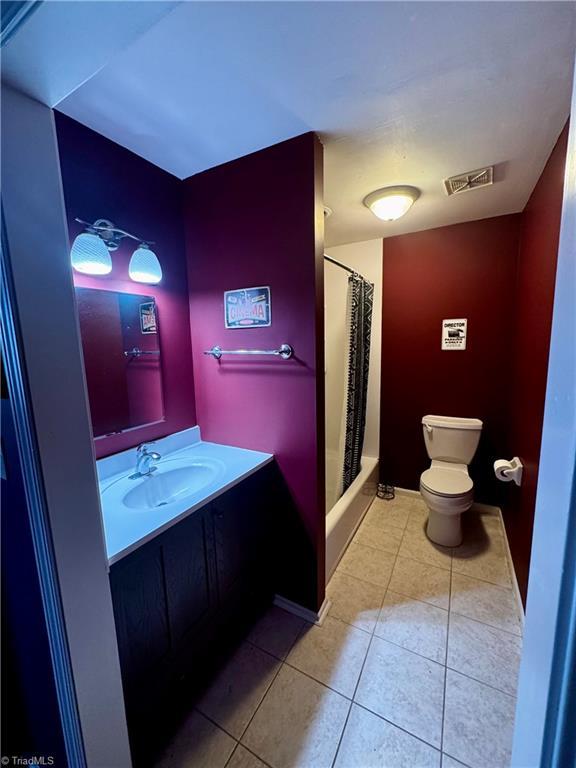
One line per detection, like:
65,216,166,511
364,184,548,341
131,443,162,478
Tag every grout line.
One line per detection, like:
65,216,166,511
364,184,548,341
235,658,284,745
330,580,396,762
331,513,401,768
196,642,286,752
448,608,522,638
393,550,453,573
444,664,518,699
329,699,354,768
441,750,474,768
352,699,443,755
358,517,408,537
451,565,514,590
281,657,356,702
370,628,447,666
448,608,523,638
383,587,449,613
440,542,453,754
316,612,374,637
349,538,402,557
222,741,239,768
377,579,449,611
335,567,393,591
193,708,240,745
327,567,387,600
233,743,275,768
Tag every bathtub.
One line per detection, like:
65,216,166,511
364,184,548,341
325,456,379,581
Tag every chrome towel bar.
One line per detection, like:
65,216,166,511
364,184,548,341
124,348,160,357
204,344,293,360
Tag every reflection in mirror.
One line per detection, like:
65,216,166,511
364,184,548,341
75,288,164,437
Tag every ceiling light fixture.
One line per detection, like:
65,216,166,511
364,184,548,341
70,218,161,283
363,186,420,221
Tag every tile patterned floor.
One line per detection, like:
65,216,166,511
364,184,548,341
156,494,523,768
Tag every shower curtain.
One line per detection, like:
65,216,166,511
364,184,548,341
341,273,374,493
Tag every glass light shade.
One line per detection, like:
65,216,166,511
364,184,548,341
128,245,162,284
70,232,112,275
364,186,420,221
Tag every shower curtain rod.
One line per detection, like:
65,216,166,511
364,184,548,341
323,253,369,282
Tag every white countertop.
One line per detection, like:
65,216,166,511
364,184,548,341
97,427,273,565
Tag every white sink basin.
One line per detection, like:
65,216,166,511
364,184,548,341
103,457,226,511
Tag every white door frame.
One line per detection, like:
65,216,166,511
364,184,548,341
1,83,132,767
511,60,576,767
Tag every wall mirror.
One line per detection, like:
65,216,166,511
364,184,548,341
75,288,164,437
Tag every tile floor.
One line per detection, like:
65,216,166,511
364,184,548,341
156,493,523,768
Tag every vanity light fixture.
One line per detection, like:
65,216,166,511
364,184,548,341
70,218,162,283
363,185,420,221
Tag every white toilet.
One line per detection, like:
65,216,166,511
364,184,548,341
419,415,483,547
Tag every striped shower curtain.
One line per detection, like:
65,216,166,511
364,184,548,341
342,273,374,493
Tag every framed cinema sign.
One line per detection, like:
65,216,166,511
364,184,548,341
224,286,271,329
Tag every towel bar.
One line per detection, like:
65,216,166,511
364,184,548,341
204,344,293,360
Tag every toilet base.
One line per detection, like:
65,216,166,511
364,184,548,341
426,510,462,547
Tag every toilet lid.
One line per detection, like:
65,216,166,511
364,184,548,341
421,467,473,497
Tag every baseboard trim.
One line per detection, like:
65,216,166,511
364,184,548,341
471,501,500,516
273,594,332,626
394,486,421,498
495,508,526,627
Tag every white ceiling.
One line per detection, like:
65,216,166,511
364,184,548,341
51,3,576,244
1,1,178,107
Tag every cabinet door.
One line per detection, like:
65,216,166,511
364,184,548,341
211,469,271,598
163,511,214,648
109,542,170,688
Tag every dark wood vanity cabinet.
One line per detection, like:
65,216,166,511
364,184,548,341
163,509,215,650
211,470,272,600
109,463,276,765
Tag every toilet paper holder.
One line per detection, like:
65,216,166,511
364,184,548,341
494,457,523,486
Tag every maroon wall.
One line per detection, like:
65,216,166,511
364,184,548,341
380,214,522,504
55,113,196,458
504,124,569,601
184,133,325,611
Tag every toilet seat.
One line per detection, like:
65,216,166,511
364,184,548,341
420,466,473,497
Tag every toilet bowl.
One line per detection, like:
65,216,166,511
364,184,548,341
420,415,483,547
420,462,474,546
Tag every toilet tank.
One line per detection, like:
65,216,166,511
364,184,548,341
422,415,483,464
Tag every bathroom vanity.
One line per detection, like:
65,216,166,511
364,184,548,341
97,429,280,763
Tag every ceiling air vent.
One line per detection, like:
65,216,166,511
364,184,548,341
444,166,494,196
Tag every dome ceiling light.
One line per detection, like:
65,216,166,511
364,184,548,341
363,186,420,221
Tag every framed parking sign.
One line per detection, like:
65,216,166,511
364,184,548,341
224,286,271,329
442,318,467,350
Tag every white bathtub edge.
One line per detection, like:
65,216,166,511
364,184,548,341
325,457,379,583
